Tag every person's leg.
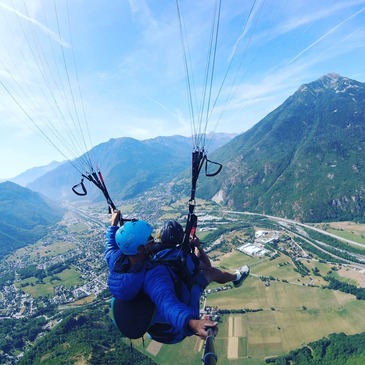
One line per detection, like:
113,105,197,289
194,247,211,268
202,266,236,284
194,246,250,287
195,248,233,283
201,265,250,286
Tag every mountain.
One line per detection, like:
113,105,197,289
0,181,64,258
9,160,65,187
23,74,365,223
199,73,365,222
27,133,236,202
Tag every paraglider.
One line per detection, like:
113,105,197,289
0,1,260,362
105,214,249,344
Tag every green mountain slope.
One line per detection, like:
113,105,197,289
201,73,365,222
0,181,64,258
272,332,365,365
27,134,235,202
14,305,157,365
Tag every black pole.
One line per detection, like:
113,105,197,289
202,328,217,365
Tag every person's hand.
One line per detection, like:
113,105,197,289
111,210,121,226
188,319,218,339
191,236,201,248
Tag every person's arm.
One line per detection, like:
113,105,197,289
111,209,120,226
104,210,121,266
144,264,218,339
144,265,198,337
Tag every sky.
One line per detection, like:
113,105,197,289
0,0,365,180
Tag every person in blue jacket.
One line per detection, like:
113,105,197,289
104,210,218,344
155,219,250,287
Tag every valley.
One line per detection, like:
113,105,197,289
0,2,364,362
1,198,365,364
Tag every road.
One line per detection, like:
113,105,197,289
222,210,365,269
223,210,365,248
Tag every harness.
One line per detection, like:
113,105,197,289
111,291,155,340
111,248,200,340
72,169,117,213
153,246,201,290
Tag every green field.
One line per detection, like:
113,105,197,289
9,240,77,261
68,222,90,233
326,227,365,247
311,221,365,250
134,250,365,365
16,267,83,298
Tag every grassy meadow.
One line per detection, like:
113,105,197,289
324,221,365,247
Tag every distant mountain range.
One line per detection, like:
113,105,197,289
4,73,365,227
26,133,236,202
200,73,365,222
7,161,65,187
0,133,235,257
8,160,65,187
0,181,64,258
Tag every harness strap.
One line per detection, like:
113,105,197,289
183,148,222,253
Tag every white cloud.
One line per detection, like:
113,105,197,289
127,0,157,29
288,6,365,64
0,1,70,47
279,0,365,34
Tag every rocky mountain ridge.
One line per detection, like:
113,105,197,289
200,73,365,222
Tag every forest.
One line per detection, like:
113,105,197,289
1,302,157,365
324,276,365,300
268,332,365,364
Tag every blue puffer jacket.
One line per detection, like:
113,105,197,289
105,226,147,300
104,226,207,343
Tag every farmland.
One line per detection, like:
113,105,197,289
2,201,365,365
135,234,365,365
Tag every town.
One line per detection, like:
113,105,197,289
2,203,364,321
1,200,365,365
0,208,109,319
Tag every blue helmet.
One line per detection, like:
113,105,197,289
115,220,153,255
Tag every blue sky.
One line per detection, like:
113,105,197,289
1,0,365,179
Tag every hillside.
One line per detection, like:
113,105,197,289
201,73,365,222
0,181,64,258
272,332,365,364
15,305,157,365
27,133,235,202
9,160,65,187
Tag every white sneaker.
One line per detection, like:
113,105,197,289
232,265,250,288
